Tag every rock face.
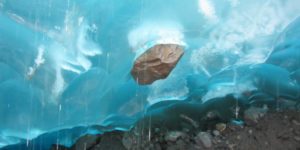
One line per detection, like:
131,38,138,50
131,44,184,85
71,134,99,150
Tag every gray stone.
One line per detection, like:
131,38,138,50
165,131,185,142
244,107,268,125
195,132,212,148
213,130,220,136
292,120,300,126
294,136,300,141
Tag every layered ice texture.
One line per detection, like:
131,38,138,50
0,0,300,148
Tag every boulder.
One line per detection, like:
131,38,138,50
131,44,184,85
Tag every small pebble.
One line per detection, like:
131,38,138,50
155,144,162,150
195,132,212,148
155,128,160,133
225,140,229,144
294,136,300,141
228,144,236,149
248,129,253,134
292,120,300,126
165,131,185,142
213,130,220,136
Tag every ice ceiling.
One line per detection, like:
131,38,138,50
1,0,300,148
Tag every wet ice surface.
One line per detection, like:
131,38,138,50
0,0,300,148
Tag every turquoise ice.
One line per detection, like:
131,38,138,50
0,0,300,148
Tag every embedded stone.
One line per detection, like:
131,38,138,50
131,44,184,85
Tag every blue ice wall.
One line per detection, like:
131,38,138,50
0,0,300,148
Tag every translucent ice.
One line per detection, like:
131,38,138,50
1,0,300,148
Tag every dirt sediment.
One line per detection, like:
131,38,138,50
52,110,300,150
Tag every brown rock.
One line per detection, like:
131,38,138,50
216,123,226,132
131,44,184,85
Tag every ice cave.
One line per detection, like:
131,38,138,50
0,0,300,149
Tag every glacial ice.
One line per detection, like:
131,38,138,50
0,0,300,148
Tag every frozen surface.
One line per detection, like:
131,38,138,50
0,0,300,148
